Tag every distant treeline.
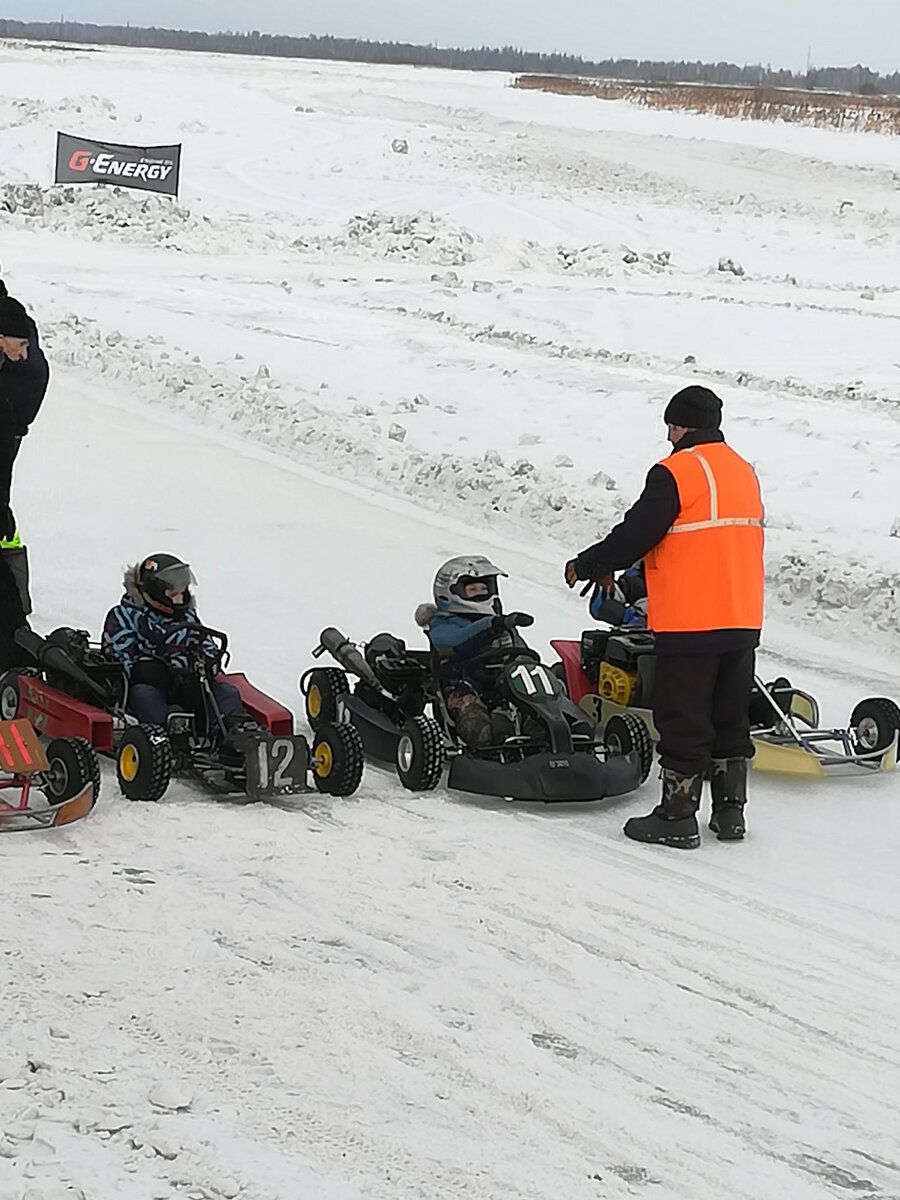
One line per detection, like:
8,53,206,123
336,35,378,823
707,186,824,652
1,18,897,96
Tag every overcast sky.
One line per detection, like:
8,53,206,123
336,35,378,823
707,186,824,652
16,1,900,75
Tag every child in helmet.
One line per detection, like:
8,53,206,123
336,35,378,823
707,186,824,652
102,553,257,762
416,555,534,749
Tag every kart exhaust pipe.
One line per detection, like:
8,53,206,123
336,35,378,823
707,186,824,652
13,626,115,707
317,627,382,691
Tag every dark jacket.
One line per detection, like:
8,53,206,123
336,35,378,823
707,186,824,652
0,314,49,437
572,429,759,654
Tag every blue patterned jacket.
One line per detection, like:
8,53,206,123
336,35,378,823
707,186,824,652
102,567,210,676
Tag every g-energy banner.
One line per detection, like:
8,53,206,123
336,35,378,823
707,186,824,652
54,133,181,196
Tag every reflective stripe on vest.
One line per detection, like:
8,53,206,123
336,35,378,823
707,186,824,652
0,528,22,550
644,443,764,634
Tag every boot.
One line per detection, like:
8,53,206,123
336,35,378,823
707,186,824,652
623,768,702,850
453,697,494,749
219,709,264,768
709,757,748,841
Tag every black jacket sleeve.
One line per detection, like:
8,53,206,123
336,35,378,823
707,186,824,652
572,464,679,580
0,318,49,436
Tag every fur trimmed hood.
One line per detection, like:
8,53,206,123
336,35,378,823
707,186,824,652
415,602,436,628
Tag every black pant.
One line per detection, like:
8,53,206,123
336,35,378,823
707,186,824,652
654,648,755,776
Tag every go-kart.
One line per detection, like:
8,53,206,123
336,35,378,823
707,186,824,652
551,625,900,777
300,625,652,803
0,716,99,831
2,624,364,804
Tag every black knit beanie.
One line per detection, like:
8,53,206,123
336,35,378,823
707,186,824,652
0,296,30,339
663,385,722,430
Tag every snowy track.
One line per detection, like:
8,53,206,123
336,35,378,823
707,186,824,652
2,42,900,1200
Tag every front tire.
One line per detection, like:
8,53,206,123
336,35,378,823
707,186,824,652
604,713,654,783
396,715,444,792
849,697,900,755
117,725,173,802
43,737,100,804
303,668,350,731
311,721,365,797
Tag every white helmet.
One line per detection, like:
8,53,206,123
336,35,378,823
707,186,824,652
433,555,508,617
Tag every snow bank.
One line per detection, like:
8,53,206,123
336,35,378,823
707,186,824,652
46,314,900,637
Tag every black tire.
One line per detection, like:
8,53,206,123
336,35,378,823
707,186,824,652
550,661,569,697
116,725,173,802
0,671,20,721
604,713,654,783
396,715,444,791
43,737,100,805
311,721,365,797
304,668,350,731
849,697,900,755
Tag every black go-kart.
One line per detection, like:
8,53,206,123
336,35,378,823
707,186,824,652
300,625,652,803
4,624,364,804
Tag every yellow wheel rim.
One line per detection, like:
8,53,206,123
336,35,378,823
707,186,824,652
307,684,322,720
119,744,140,782
314,740,333,778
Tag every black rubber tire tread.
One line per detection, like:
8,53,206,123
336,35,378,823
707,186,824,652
604,712,654,783
311,721,365,797
116,725,173,802
44,736,97,804
396,715,444,792
305,668,350,731
0,671,20,721
849,696,900,754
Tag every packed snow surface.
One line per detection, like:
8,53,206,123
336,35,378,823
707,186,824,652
2,39,900,1200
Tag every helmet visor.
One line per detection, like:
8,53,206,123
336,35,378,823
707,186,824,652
450,575,498,602
154,563,197,594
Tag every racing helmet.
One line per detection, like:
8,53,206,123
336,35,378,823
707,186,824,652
433,555,508,617
135,553,196,614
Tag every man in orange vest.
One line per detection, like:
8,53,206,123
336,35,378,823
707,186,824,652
565,385,764,849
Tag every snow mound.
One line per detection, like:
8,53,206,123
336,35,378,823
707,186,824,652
292,210,479,266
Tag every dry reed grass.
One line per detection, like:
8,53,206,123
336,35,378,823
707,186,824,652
513,75,900,134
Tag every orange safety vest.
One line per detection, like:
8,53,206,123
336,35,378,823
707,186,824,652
644,442,764,634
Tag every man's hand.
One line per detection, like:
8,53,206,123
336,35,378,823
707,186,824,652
564,559,579,589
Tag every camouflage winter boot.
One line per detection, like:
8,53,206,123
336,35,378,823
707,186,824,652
708,757,749,841
623,768,702,850
452,696,494,749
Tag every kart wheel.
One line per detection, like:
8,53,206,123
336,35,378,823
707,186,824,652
849,697,900,754
604,713,654,783
396,715,444,792
311,721,365,797
116,725,173,802
0,671,20,720
304,668,350,731
43,737,100,805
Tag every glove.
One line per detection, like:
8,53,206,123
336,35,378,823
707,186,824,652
492,611,535,633
0,505,15,543
564,559,579,588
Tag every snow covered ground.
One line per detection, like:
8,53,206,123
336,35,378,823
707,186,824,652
2,39,900,1200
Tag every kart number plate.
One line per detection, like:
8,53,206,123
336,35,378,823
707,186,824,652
245,735,310,799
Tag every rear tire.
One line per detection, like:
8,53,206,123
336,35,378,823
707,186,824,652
43,737,100,805
311,721,365,797
0,671,20,721
604,713,654,783
396,715,444,792
304,668,350,731
117,725,173,802
849,697,900,755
